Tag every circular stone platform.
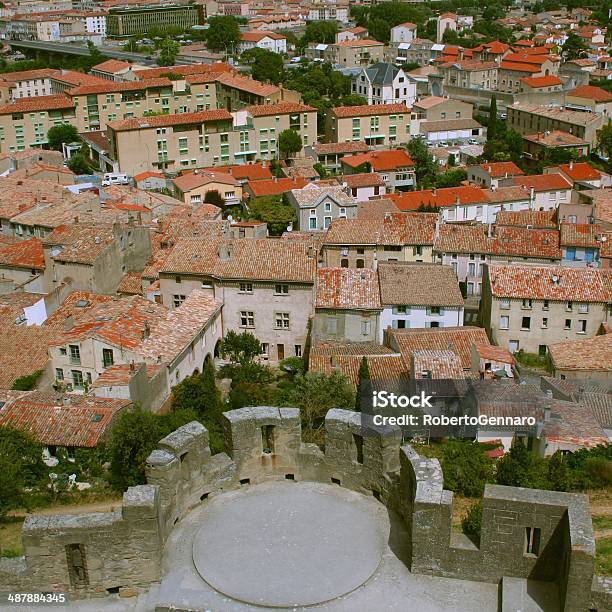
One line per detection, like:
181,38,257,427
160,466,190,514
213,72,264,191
192,481,386,607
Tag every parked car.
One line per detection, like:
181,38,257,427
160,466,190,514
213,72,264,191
102,172,129,186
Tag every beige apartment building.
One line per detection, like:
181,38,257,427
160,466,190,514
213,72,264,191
326,103,411,146
481,263,611,355
334,40,385,68
107,102,317,175
158,238,317,362
437,60,498,90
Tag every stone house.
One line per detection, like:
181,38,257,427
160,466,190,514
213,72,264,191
286,185,357,231
42,222,151,295
0,237,45,291
172,171,242,208
512,174,573,212
560,223,607,265
313,268,381,343
548,332,612,383
480,263,611,355
159,238,317,362
378,262,465,341
350,63,416,107
466,162,524,190
341,149,416,192
321,214,437,269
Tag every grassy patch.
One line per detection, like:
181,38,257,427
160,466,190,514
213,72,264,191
593,516,612,531
0,517,24,557
595,538,612,576
513,350,549,370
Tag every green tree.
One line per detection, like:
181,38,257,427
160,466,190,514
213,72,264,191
368,18,391,43
302,21,338,45
440,440,494,497
157,38,180,67
67,154,92,175
245,196,296,235
547,451,572,492
355,356,370,412
487,95,498,141
562,31,588,60
219,330,262,367
47,124,79,151
598,123,612,157
11,370,43,391
339,94,368,106
313,162,327,179
108,407,161,489
462,501,483,544
277,371,355,439
435,168,467,188
496,438,546,489
205,16,241,52
241,48,284,84
406,138,437,188
278,129,302,159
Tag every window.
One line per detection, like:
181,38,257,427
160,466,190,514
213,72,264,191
102,348,114,368
275,312,290,329
521,316,531,330
71,370,84,389
69,345,80,365
341,258,349,267
578,320,587,333
500,315,509,329
356,259,365,268
240,311,255,327
524,527,541,556
60,347,67,356
326,317,337,334
324,202,331,212
173,294,186,308
324,216,332,229
275,284,289,295
261,342,269,356
542,300,549,310
429,306,441,315
542,317,548,329
500,299,510,310
564,319,572,330
361,320,371,336
578,303,588,313
294,345,302,357
309,218,317,230
239,282,253,293
55,368,64,381
566,301,573,311
522,299,532,309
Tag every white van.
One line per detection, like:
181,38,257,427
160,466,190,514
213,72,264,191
102,173,129,186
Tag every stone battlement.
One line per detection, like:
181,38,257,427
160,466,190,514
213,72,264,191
0,406,609,610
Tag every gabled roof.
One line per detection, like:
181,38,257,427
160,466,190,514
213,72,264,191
316,268,381,310
523,130,588,147
92,59,132,74
247,177,308,197
108,109,232,132
390,186,487,211
476,161,524,178
557,162,601,181
245,102,316,117
68,77,172,96
0,94,74,115
172,171,239,192
513,173,572,191
567,85,612,102
332,103,410,118
313,141,370,156
549,333,612,372
364,62,400,86
0,237,44,270
241,31,286,42
520,75,562,88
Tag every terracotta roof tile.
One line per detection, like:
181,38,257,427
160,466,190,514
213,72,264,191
172,171,239,192
390,186,487,211
108,108,232,132
309,353,407,388
412,350,464,379
92,59,132,73
487,263,611,302
559,223,602,247
68,77,172,96
0,237,44,270
91,363,161,388
513,173,572,191
133,63,232,80
476,161,524,177
521,75,562,87
557,162,601,181
247,177,308,197
495,209,557,228
378,262,464,306
523,130,588,147
341,172,385,188
549,333,612,372
316,267,381,310
568,85,612,102
332,103,410,118
313,141,370,155
245,102,315,117
0,94,74,114
342,149,414,172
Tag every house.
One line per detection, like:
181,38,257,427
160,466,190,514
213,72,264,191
471,344,514,379
350,63,416,107
336,26,369,43
340,149,416,192
42,222,151,295
378,262,464,341
480,263,612,355
560,223,608,265
340,172,386,200
0,237,45,291
314,267,381,343
390,22,417,44
91,59,138,82
548,332,612,383
133,171,167,191
245,176,308,200
0,392,129,457
334,39,385,68
390,185,489,218
522,130,590,160
519,75,563,93
320,213,438,268
467,162,524,189
437,12,457,43
326,103,411,147
310,141,370,173
549,161,602,187
287,184,357,231
565,85,612,119
512,174,573,211
239,31,287,55
159,239,317,362
172,171,242,207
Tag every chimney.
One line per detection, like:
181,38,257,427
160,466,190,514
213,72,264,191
129,361,135,372
307,245,316,259
142,320,150,339
487,222,493,238
569,160,574,170
74,216,79,223
64,315,74,331
218,243,234,260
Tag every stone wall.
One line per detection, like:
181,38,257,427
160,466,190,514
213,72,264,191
0,406,609,611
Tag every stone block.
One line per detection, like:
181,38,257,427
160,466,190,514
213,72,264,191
122,485,160,521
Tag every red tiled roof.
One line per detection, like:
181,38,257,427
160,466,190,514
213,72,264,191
0,392,128,448
316,267,381,310
390,186,487,211
499,61,541,73
332,103,410,118
559,223,602,248
241,31,286,41
0,237,44,270
549,333,612,372
215,72,279,96
521,75,562,87
133,171,165,182
568,85,612,102
92,59,132,73
478,161,524,178
247,177,308,197
341,172,385,188
335,39,383,47
495,209,557,228
173,171,239,192
557,162,601,181
133,63,232,80
68,77,172,96
504,52,554,64
0,94,73,114
487,264,611,302
108,109,232,132
513,174,572,191
313,141,370,155
342,149,414,172
246,102,316,117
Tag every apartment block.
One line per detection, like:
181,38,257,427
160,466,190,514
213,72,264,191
327,103,411,146
106,4,201,37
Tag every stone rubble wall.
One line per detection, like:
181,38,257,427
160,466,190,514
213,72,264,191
0,406,609,611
